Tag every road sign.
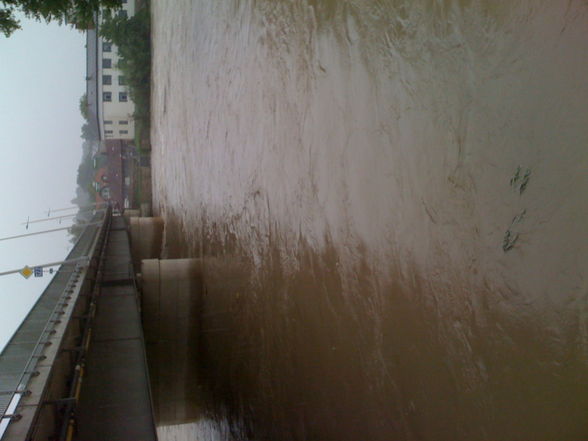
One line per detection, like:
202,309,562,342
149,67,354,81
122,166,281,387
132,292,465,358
34,267,43,277
20,266,33,279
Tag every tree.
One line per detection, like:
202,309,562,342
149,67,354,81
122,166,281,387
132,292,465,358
0,7,19,35
0,0,122,36
81,122,99,140
100,6,150,123
100,7,150,82
79,93,89,120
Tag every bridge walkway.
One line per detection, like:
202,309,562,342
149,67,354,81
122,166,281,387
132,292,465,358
0,211,157,441
73,215,156,440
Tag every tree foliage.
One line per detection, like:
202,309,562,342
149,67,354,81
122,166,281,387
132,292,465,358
81,122,99,140
79,93,89,120
76,140,95,188
0,7,18,35
0,0,122,36
100,5,150,123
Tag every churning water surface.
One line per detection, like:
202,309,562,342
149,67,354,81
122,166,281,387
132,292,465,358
151,1,588,439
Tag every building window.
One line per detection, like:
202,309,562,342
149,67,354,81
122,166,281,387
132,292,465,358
120,130,128,135
118,9,128,18
105,130,113,134
118,75,126,85
103,92,112,102
103,58,112,68
103,75,112,85
103,42,112,52
119,92,128,102
119,120,128,125
104,120,113,125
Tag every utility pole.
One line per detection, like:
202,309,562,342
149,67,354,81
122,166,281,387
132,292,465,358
22,214,77,226
46,206,78,217
46,203,107,217
24,207,106,229
0,256,90,278
0,222,102,243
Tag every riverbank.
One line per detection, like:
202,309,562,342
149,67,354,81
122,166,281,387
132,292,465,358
123,0,152,213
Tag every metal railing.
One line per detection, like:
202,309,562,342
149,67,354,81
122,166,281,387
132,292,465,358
0,211,109,439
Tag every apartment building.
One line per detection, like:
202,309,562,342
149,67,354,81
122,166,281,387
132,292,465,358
86,0,137,141
84,1,137,208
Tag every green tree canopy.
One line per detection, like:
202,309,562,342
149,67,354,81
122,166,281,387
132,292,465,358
100,6,150,123
1,0,122,36
100,7,150,82
81,122,99,140
79,93,89,120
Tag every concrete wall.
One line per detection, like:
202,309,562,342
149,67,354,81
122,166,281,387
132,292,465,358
129,217,164,272
141,259,203,426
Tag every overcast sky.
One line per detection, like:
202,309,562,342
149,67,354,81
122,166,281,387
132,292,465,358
0,15,86,351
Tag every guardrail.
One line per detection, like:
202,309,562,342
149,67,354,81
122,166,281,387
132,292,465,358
0,209,110,440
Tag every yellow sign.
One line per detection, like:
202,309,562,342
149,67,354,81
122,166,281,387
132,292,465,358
20,266,33,279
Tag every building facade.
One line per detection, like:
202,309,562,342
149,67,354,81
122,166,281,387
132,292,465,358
87,0,137,141
93,140,132,209
85,1,138,209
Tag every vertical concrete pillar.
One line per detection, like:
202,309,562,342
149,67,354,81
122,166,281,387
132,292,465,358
141,259,202,426
123,209,141,221
129,217,164,272
140,202,152,217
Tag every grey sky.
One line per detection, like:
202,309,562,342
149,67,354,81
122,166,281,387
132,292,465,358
0,15,86,350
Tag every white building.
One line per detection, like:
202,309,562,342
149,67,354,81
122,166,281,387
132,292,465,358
87,0,137,141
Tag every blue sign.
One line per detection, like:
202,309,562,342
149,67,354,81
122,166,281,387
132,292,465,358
33,267,43,278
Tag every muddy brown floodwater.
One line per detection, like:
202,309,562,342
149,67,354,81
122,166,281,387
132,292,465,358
151,1,588,440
